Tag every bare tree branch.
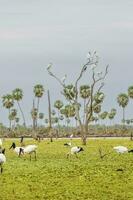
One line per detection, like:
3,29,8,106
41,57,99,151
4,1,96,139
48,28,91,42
85,65,109,123
75,54,99,99
97,82,105,93
47,67,66,87
46,54,108,145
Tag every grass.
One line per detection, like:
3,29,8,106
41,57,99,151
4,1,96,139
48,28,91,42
0,138,133,200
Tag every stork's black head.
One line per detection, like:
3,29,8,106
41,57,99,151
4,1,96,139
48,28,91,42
64,143,69,146
9,142,16,149
78,147,84,152
128,149,133,153
2,148,5,154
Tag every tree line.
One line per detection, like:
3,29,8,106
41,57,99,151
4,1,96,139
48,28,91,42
1,52,133,144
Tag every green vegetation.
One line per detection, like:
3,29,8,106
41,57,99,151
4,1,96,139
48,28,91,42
1,138,133,200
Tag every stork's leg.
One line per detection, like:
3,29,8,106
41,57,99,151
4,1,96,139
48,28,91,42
34,151,37,161
75,153,78,158
30,154,31,161
1,165,3,174
19,148,24,157
67,152,70,159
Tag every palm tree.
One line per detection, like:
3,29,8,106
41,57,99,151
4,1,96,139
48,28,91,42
15,117,20,126
108,108,117,125
93,116,99,125
94,92,105,104
99,111,108,134
65,104,75,118
80,85,90,123
126,119,131,125
12,88,26,127
39,113,44,120
31,108,38,128
54,100,63,111
117,93,129,124
59,115,64,121
51,110,56,116
39,113,44,126
54,100,63,133
44,118,48,126
9,109,17,129
93,104,101,114
99,111,108,124
65,104,76,128
44,118,48,124
51,117,58,127
63,84,76,100
2,94,14,129
128,86,133,99
33,84,44,127
108,113,115,125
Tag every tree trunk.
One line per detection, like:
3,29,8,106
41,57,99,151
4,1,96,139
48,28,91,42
33,100,36,130
130,132,133,141
57,110,60,139
17,101,26,127
83,99,86,124
123,107,125,124
36,97,40,128
8,109,11,130
75,118,78,129
47,90,52,142
80,123,88,145
82,134,87,145
122,107,126,130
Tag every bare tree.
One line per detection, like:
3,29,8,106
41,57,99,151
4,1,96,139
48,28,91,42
47,52,109,145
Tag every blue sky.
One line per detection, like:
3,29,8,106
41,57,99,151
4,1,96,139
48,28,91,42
0,0,133,126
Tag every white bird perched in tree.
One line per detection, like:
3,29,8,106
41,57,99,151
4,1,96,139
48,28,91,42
93,51,97,55
113,146,128,154
61,74,67,83
9,142,38,160
0,148,6,173
91,64,97,71
97,71,103,77
47,63,52,71
67,146,84,158
86,51,91,59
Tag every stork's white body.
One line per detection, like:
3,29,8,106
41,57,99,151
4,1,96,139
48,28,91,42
12,145,37,155
24,145,37,154
71,147,82,154
10,142,38,160
0,154,6,164
113,146,128,154
67,146,84,158
14,147,25,155
0,152,6,173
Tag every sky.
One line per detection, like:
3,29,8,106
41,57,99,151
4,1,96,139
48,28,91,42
0,0,133,126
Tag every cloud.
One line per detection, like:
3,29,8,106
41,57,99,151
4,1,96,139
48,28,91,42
112,21,133,29
0,30,29,40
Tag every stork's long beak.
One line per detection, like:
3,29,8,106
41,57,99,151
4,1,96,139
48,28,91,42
9,144,13,150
